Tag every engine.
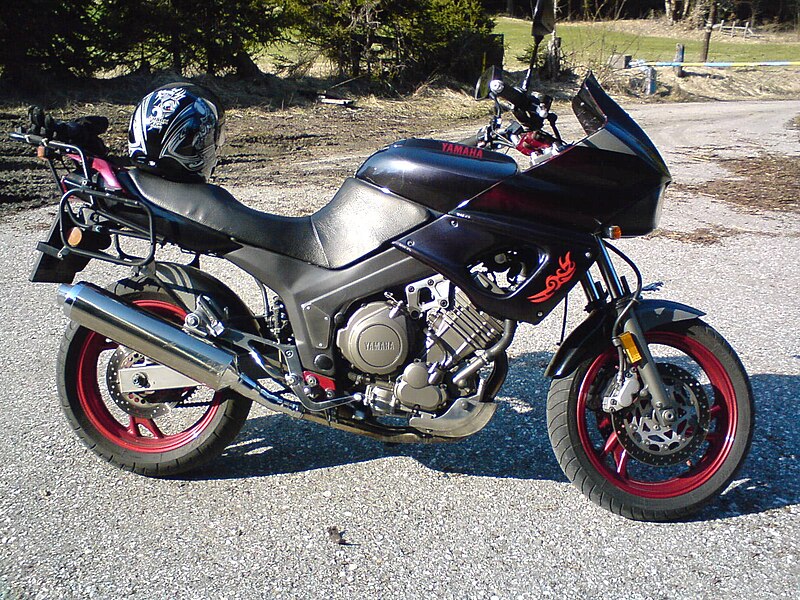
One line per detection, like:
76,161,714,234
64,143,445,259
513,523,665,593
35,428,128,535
336,275,504,416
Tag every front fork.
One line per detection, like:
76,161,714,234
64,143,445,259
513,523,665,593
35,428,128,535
583,239,679,426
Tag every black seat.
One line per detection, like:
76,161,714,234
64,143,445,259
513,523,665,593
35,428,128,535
123,170,430,269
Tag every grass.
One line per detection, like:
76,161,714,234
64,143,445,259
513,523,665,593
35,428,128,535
495,17,800,71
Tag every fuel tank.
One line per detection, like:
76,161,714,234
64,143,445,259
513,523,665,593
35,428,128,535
356,138,518,213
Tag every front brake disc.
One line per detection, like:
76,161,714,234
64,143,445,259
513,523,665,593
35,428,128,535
611,363,710,466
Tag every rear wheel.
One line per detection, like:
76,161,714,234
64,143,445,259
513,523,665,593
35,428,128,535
57,287,251,476
547,320,753,521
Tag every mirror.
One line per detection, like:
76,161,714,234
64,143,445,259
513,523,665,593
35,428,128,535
531,0,556,38
475,65,502,100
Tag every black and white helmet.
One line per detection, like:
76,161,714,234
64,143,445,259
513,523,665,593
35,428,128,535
128,83,225,181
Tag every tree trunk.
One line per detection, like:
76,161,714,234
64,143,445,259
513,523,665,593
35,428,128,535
232,51,261,78
664,0,676,23
170,34,182,75
681,0,693,20
700,1,717,62
506,0,516,15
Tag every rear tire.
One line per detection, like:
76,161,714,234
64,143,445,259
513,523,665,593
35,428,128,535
57,285,251,476
547,320,754,521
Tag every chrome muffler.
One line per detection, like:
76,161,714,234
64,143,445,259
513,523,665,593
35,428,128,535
58,282,240,391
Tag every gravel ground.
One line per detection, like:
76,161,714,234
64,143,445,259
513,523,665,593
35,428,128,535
0,100,799,600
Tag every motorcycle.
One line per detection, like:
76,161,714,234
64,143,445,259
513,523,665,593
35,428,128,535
11,11,753,523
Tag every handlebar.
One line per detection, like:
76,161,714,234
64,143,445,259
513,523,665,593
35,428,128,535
9,131,45,146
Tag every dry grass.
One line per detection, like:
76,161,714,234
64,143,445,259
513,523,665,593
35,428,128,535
646,226,740,245
673,156,800,213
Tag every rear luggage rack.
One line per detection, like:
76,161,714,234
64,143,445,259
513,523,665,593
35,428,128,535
9,132,159,268
56,185,157,267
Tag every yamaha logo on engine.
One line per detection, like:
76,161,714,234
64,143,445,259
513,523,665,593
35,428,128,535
363,340,396,352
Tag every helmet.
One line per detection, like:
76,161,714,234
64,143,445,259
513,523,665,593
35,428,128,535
128,83,225,181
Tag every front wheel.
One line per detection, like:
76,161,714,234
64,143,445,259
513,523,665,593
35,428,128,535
547,320,754,521
57,287,252,476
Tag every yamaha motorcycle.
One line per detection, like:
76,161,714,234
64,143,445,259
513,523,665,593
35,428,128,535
11,57,753,522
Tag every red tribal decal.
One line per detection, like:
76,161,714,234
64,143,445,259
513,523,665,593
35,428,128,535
527,252,577,304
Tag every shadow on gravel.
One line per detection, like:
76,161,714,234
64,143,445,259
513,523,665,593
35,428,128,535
696,373,799,520
193,361,800,519
195,351,567,484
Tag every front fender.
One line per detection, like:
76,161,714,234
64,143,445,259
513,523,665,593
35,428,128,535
544,299,705,379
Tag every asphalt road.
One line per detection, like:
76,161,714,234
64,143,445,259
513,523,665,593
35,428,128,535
1,99,799,599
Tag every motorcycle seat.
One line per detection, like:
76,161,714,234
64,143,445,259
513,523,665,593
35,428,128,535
122,169,431,269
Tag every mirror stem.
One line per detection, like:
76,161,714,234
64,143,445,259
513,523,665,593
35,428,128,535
522,34,543,91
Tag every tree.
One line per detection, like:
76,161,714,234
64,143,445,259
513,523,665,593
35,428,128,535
98,0,287,77
1,0,288,81
289,0,495,87
664,0,676,22
0,0,98,82
700,0,717,61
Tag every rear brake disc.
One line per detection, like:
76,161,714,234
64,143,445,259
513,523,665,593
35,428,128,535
105,347,179,418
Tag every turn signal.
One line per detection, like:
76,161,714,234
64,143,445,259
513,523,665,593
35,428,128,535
67,227,83,247
605,225,623,240
617,332,643,364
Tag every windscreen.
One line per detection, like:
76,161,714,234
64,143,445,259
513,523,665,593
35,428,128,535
571,73,670,179
572,79,607,137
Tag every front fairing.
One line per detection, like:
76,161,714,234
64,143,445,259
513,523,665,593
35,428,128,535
467,73,671,237
573,73,670,180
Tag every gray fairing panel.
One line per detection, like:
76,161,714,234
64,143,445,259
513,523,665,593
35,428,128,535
226,246,434,374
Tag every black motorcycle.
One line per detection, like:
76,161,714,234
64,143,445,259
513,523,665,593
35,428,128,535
11,53,753,523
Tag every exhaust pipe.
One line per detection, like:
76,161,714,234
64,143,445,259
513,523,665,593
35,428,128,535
56,283,499,442
58,283,322,419
58,282,241,391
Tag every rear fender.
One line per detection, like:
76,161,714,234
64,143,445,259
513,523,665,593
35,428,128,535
115,262,260,335
544,299,705,379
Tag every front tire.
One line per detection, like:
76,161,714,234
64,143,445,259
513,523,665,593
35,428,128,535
57,287,251,476
547,320,754,521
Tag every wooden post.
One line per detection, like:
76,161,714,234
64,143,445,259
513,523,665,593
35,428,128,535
674,44,685,78
645,67,657,95
609,54,631,69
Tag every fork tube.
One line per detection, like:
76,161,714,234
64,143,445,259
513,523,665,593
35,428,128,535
595,238,678,422
595,239,625,299
580,272,602,304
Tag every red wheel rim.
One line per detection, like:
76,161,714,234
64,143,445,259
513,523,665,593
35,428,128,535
75,299,222,453
577,331,738,499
